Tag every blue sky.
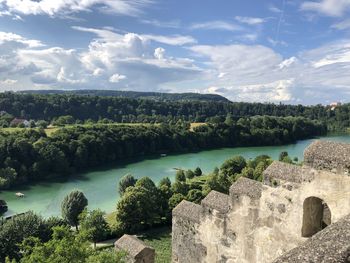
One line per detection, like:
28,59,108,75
0,0,350,104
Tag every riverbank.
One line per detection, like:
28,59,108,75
1,133,349,218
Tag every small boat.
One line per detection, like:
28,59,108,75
15,192,24,197
160,153,167,157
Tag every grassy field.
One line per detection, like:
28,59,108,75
189,122,207,131
105,212,172,263
0,123,158,137
1,122,207,137
139,227,172,263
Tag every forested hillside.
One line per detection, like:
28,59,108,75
19,90,230,102
0,116,325,189
0,92,348,130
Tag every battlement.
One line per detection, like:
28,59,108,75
263,161,314,186
230,177,264,200
172,200,202,223
304,140,350,174
201,190,229,213
172,140,350,263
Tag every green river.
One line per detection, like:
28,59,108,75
1,134,350,218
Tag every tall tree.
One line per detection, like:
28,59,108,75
61,190,88,231
79,209,109,249
118,174,137,196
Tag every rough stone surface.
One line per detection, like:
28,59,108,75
172,201,206,263
115,234,155,263
263,161,314,185
201,190,229,213
171,140,350,263
304,140,350,174
273,214,350,263
172,200,202,223
229,177,264,200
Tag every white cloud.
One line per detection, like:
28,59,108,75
154,47,165,60
190,40,350,103
190,21,242,31
109,73,126,83
0,31,44,47
279,57,297,69
331,19,350,30
301,0,350,17
0,0,152,17
142,34,196,46
0,29,202,92
269,5,283,13
73,26,196,46
140,19,181,28
241,33,259,42
235,16,265,25
268,37,288,47
0,78,17,85
2,28,350,104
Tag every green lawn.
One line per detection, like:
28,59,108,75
139,227,172,263
105,212,171,263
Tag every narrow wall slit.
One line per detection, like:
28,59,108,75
301,196,331,237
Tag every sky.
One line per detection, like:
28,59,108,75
0,0,350,104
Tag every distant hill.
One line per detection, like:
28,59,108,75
19,90,230,102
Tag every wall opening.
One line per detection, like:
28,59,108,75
301,197,331,237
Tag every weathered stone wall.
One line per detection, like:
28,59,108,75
273,214,350,263
172,140,350,263
304,140,350,174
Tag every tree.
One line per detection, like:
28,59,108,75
86,250,126,263
175,170,186,182
220,156,246,178
241,167,254,180
118,174,137,196
115,186,160,233
158,177,171,188
186,189,203,204
0,212,48,261
279,151,289,161
36,120,48,129
194,167,202,177
20,226,90,263
168,193,185,210
185,169,195,179
171,181,188,195
135,177,157,194
61,190,88,231
79,209,110,249
205,173,231,194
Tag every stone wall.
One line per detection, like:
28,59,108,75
172,140,350,263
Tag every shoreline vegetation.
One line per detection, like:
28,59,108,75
0,150,298,263
0,116,325,190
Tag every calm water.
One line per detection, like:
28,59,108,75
1,134,350,218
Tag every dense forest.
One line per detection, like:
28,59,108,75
0,116,325,189
20,90,230,102
0,92,348,130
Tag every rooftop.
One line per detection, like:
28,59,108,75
201,190,229,213
172,200,202,223
229,177,264,200
114,234,154,258
304,140,350,172
263,161,314,184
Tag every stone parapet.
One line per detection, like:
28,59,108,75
304,140,350,174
